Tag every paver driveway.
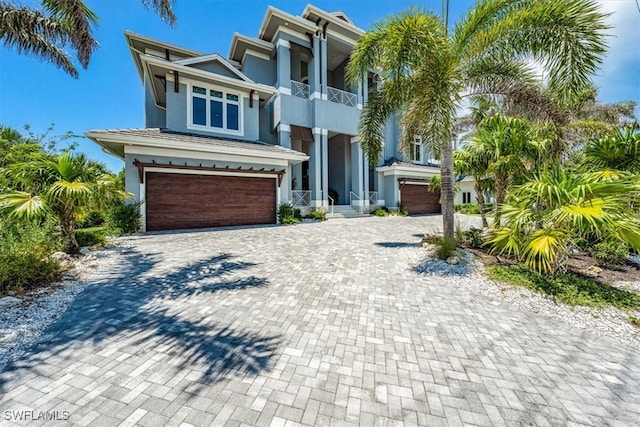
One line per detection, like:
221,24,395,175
1,216,639,426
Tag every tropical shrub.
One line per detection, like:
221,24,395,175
487,265,638,309
461,228,485,249
592,240,629,268
435,236,457,260
374,208,387,217
0,221,61,295
280,216,299,225
488,168,640,273
75,226,108,247
106,202,141,234
277,203,302,222
308,210,326,221
0,152,129,252
77,210,105,228
455,204,480,215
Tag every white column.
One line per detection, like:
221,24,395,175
363,153,370,207
321,132,328,207
350,137,364,207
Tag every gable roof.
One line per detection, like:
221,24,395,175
302,4,364,40
125,31,202,81
139,54,276,109
258,6,317,42
229,33,274,63
174,53,253,83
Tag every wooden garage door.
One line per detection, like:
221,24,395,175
145,172,276,231
401,183,441,215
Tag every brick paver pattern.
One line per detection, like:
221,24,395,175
1,216,639,426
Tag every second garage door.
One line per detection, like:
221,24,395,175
145,172,276,231
400,183,441,215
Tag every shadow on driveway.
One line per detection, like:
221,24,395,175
0,247,280,392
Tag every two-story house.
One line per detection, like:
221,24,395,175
87,4,446,232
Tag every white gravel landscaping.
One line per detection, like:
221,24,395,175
417,248,640,350
0,245,122,368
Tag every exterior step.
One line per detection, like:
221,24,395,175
327,205,370,219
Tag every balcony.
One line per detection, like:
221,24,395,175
327,86,357,107
291,81,310,99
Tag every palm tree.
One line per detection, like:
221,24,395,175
0,152,129,252
467,115,551,222
454,147,493,227
488,168,640,273
346,0,609,241
0,0,177,78
582,126,640,174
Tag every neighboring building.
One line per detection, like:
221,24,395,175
87,5,449,232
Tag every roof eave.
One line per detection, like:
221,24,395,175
85,131,309,164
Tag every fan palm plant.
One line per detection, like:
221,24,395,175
583,126,640,174
0,152,129,252
454,147,493,227
488,168,640,273
346,0,609,241
0,0,177,77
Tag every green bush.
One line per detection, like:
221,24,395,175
373,208,387,217
277,203,302,223
75,227,108,247
487,265,638,309
106,202,141,234
455,204,481,214
462,227,485,248
308,210,326,221
0,221,61,295
77,210,105,228
435,236,457,260
280,216,299,225
592,240,629,267
397,202,408,216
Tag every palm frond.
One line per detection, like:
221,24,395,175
356,88,403,163
141,0,177,26
0,191,48,218
463,0,609,102
522,228,568,273
0,2,78,77
42,0,98,68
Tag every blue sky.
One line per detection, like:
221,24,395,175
1,0,638,172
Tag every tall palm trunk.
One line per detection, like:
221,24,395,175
493,176,509,224
60,203,79,253
474,180,489,227
441,139,455,240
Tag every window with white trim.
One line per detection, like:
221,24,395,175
189,84,241,133
410,137,422,163
462,191,472,204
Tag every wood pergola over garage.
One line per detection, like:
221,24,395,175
86,128,308,232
